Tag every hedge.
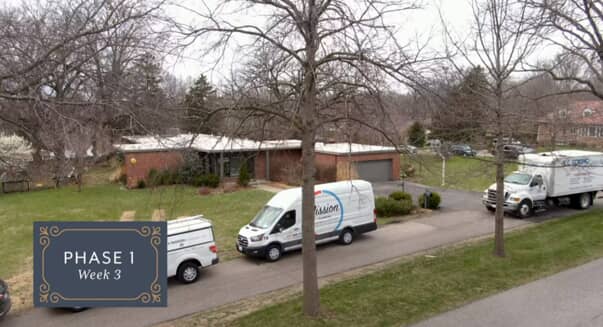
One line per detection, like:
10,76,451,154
389,191,412,202
418,191,441,209
375,196,413,217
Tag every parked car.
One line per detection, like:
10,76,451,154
426,139,441,148
502,144,535,159
65,215,219,312
483,150,603,218
237,180,377,261
400,144,417,155
168,216,219,283
450,144,476,157
0,279,11,319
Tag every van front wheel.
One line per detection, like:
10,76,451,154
265,244,282,262
339,228,354,245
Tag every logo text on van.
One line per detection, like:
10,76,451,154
314,190,345,231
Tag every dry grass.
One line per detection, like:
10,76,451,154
6,257,34,313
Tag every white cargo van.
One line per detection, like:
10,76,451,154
168,216,219,283
236,180,377,261
483,150,603,218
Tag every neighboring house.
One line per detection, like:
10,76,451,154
115,133,400,188
537,101,603,147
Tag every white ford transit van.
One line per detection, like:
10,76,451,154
236,180,377,261
168,216,219,283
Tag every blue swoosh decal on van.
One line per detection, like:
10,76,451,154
321,190,344,231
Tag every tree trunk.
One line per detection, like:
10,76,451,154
301,0,320,316
301,128,319,316
494,146,505,257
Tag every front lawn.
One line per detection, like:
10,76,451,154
234,209,603,327
0,184,272,278
404,154,517,192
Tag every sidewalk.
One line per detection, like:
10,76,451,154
412,257,603,327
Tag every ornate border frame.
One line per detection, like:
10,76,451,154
38,225,162,304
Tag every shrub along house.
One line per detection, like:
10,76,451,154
115,133,400,188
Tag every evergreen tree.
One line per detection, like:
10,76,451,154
407,121,426,147
431,66,488,143
183,74,216,133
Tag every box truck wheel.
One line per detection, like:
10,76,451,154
339,228,354,245
177,261,200,283
265,244,282,262
577,193,592,210
516,200,533,219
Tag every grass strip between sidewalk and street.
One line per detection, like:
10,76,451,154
225,209,603,327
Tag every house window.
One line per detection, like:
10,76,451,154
583,108,593,117
589,127,596,137
222,154,254,177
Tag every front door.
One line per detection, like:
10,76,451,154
271,210,300,250
530,175,547,201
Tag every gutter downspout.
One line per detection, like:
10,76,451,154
219,152,224,179
265,151,270,181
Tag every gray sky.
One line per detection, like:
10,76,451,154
164,0,476,85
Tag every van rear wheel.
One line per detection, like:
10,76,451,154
339,228,354,245
177,262,199,283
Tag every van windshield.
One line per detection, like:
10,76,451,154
250,206,283,229
504,173,532,185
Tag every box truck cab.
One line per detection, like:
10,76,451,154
237,180,378,261
483,150,603,218
168,216,219,283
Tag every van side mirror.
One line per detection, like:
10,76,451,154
271,225,283,234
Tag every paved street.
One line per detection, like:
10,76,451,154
412,257,603,327
3,183,600,327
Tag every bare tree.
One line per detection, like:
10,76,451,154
0,0,171,184
174,0,431,316
526,0,603,99
0,133,32,172
442,0,543,257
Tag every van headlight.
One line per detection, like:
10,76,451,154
250,234,266,242
509,196,521,202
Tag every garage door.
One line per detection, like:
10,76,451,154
354,160,392,182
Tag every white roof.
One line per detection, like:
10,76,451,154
266,180,372,208
116,133,301,153
167,215,212,235
314,142,396,155
115,133,396,155
520,150,603,164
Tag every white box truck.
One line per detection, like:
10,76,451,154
168,216,219,283
236,180,377,261
483,150,603,218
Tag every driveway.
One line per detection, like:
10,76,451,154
372,181,484,211
3,186,600,327
412,257,603,327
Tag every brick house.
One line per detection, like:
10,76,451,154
116,134,400,188
537,101,603,148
